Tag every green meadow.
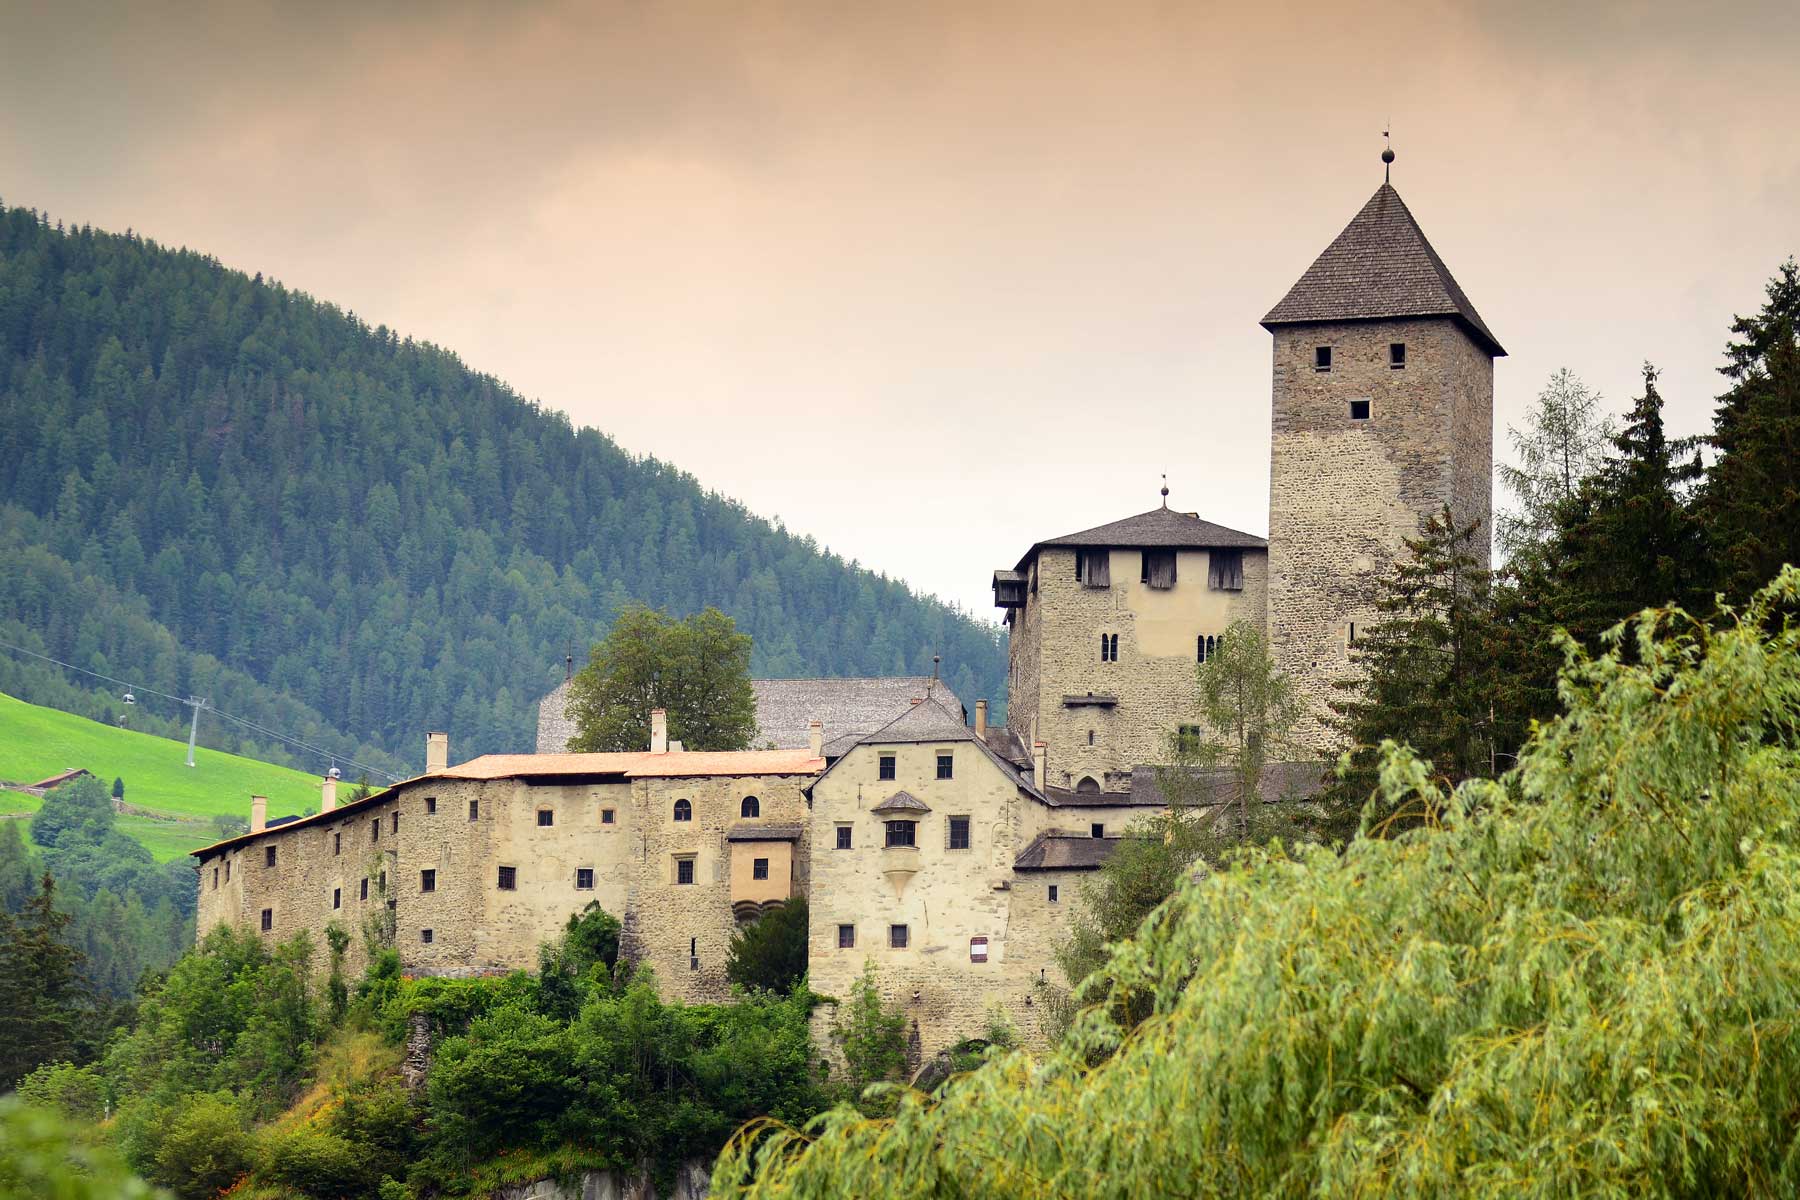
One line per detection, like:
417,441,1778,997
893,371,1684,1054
0,691,322,861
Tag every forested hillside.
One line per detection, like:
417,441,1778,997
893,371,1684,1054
0,204,1005,774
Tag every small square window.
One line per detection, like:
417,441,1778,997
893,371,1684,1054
1349,398,1371,421
576,867,594,890
421,928,434,944
835,824,853,850
497,865,516,890
948,816,971,851
420,869,436,893
878,754,896,781
469,799,479,821
1389,342,1407,369
601,808,615,825
360,877,368,901
260,908,273,932
837,924,855,949
333,832,341,856
1048,884,1059,903
265,845,277,868
676,858,695,886
936,752,953,780
1315,345,1332,371
425,796,437,814
753,858,769,880
332,887,341,909
1090,823,1105,839
889,924,909,949
537,809,554,827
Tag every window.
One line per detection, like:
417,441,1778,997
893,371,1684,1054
1074,549,1111,588
601,808,615,824
1100,632,1120,662
1389,342,1407,369
1088,729,1095,746
1141,549,1177,589
690,937,699,970
265,845,277,868
1348,621,1359,646
425,796,437,814
936,753,954,780
469,799,479,821
576,867,594,890
379,870,386,891
537,809,554,827
885,820,917,848
332,887,341,909
497,865,516,890
421,929,434,944
1090,822,1105,839
947,816,971,851
1315,345,1332,371
753,858,769,880
1198,634,1219,663
889,924,909,949
391,812,399,833
1207,550,1244,591
212,867,219,889
420,869,436,893
1048,884,1060,903
333,832,341,856
260,908,272,932
225,859,231,882
673,799,692,822
878,754,896,781
1349,398,1371,421
676,857,695,885
836,824,853,850
1178,724,1204,754
969,936,989,963
360,877,368,901
372,818,380,842
741,795,760,819
837,924,856,949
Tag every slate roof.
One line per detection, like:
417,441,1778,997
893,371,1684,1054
1261,182,1505,357
1013,830,1127,871
726,822,805,842
861,694,980,745
871,790,931,814
1026,507,1267,566
533,675,962,755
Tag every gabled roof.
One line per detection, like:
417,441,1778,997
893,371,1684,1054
871,790,931,815
862,694,979,746
1017,506,1266,570
1261,182,1505,357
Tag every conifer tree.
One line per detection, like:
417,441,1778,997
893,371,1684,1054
0,873,89,1086
1701,257,1800,601
1496,368,1614,560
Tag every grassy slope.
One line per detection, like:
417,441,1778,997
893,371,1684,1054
0,691,320,861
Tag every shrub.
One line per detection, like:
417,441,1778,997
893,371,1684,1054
0,1097,158,1200
256,1125,371,1199
14,1061,106,1123
725,897,808,995
145,1092,254,1199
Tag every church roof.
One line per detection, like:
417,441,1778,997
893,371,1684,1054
1261,182,1505,358
1024,506,1267,565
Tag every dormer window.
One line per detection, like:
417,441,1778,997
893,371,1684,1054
1075,549,1111,588
1314,346,1332,372
1141,550,1177,589
1389,342,1407,369
1207,550,1244,591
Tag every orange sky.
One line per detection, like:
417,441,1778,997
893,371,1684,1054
3,1,1794,617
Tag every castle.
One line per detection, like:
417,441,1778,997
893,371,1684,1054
193,166,1502,1062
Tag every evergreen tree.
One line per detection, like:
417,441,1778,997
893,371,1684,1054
725,897,809,995
1701,258,1800,601
0,873,89,1086
566,604,757,752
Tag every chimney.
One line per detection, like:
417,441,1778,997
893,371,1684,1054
1032,741,1047,791
320,773,338,814
974,700,988,741
426,732,448,774
650,708,668,754
669,739,684,753
807,719,823,759
250,795,267,833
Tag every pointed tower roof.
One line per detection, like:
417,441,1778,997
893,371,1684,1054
1261,183,1505,357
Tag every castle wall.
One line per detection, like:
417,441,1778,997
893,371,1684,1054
1017,545,1268,789
1267,317,1492,748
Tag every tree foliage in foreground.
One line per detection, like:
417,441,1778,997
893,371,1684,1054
716,569,1800,1198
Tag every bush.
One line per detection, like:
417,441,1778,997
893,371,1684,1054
256,1125,371,1199
14,1061,106,1123
145,1092,254,1199
0,1098,158,1200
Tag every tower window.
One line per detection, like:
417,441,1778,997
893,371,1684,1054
673,799,691,822
1389,342,1407,369
392,812,399,833
889,924,909,949
1315,346,1332,371
1074,549,1111,588
537,809,554,827
1100,633,1120,662
420,868,436,893
332,887,340,909
836,824,853,850
753,858,769,880
469,799,479,821
576,867,594,890
372,818,379,842
1207,550,1244,591
936,753,953,780
676,857,695,885
741,795,760,819
497,865,516,890
838,924,856,949
1140,549,1177,588
359,877,368,901
333,832,341,856
1049,884,1060,903
1088,729,1095,746
1349,399,1371,421
212,867,219,889
878,754,896,781
265,846,277,868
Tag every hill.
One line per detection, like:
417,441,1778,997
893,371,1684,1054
0,202,1006,776
0,690,320,861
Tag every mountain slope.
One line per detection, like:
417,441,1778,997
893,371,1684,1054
0,204,1005,772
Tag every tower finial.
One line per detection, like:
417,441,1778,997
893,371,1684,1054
1160,473,1169,507
1381,128,1394,183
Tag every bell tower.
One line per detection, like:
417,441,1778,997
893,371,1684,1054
1261,154,1504,748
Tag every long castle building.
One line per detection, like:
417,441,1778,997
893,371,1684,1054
194,162,1502,1062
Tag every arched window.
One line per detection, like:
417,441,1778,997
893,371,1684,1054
1076,776,1101,795
673,799,691,822
741,795,760,819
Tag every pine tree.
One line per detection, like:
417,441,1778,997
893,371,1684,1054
0,873,90,1086
1701,258,1800,601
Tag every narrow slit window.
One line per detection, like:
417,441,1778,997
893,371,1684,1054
333,832,341,856
332,887,340,909
391,812,399,833
359,877,368,901
265,846,277,868
469,799,479,821
425,796,437,814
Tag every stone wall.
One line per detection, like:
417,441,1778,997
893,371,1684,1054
1012,545,1268,789
1266,317,1493,748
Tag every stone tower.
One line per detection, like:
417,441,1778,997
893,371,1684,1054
1261,179,1504,747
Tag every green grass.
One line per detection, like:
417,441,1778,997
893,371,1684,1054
0,691,322,861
